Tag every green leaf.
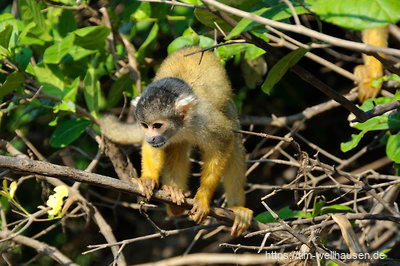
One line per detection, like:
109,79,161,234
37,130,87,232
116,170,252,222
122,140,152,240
58,10,77,37
194,8,232,32
17,21,43,46
33,63,65,98
341,112,400,153
358,96,393,112
379,249,391,258
0,13,18,51
106,74,134,109
182,27,200,43
50,0,77,5
261,47,308,94
0,24,13,49
46,185,69,218
136,23,159,61
15,47,32,71
306,0,400,30
245,45,266,60
53,78,79,113
386,132,400,163
0,196,10,215
0,72,25,101
168,36,195,54
320,204,354,215
167,34,214,55
83,67,100,117
18,0,52,41
50,118,91,148
255,206,298,223
9,181,17,199
226,1,308,40
43,34,97,64
340,130,367,152
388,112,400,131
199,36,215,47
217,43,253,60
312,197,326,217
74,26,111,50
43,34,74,64
2,180,8,194
132,2,152,21
353,116,389,131
65,46,97,62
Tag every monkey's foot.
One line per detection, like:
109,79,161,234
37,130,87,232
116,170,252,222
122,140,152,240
162,185,191,206
137,177,158,200
190,194,210,224
229,206,253,236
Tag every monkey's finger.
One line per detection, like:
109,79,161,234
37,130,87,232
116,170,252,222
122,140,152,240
150,178,155,190
231,211,244,236
190,206,206,224
162,185,172,196
231,220,239,236
136,179,145,196
175,187,186,205
232,216,246,236
162,185,183,205
138,177,156,200
170,187,180,205
147,179,155,199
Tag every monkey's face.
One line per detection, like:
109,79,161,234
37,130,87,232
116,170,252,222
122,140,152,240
135,77,197,148
139,120,175,148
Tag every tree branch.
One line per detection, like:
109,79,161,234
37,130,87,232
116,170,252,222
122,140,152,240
201,0,400,57
0,156,275,238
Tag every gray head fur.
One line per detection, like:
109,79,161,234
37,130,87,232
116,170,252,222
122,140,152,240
135,77,195,123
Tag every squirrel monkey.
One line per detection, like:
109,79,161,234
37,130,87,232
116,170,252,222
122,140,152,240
100,46,253,236
354,25,389,102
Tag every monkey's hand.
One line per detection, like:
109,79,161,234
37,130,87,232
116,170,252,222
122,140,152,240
136,177,158,200
229,206,253,236
162,185,191,206
190,193,210,224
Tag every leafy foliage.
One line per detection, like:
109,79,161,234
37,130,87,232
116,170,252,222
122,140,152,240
305,0,400,30
0,0,400,264
341,81,400,164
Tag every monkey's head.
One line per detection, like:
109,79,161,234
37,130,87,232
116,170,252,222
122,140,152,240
135,77,196,148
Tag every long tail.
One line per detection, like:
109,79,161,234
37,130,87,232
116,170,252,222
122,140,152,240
100,115,144,145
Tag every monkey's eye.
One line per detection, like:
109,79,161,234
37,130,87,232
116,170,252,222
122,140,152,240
140,122,148,129
153,123,163,129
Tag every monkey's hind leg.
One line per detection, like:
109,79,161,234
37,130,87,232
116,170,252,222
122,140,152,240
162,143,191,216
223,136,253,236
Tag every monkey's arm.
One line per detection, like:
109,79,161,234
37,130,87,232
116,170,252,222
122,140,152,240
100,115,144,145
137,142,166,199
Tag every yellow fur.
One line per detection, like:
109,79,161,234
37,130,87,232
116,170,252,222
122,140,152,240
356,26,389,102
101,46,252,235
141,142,165,183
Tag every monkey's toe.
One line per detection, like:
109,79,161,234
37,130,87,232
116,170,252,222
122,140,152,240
137,177,158,200
230,206,253,236
162,185,190,205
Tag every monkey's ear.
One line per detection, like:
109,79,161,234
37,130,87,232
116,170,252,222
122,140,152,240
175,95,196,121
131,96,141,108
